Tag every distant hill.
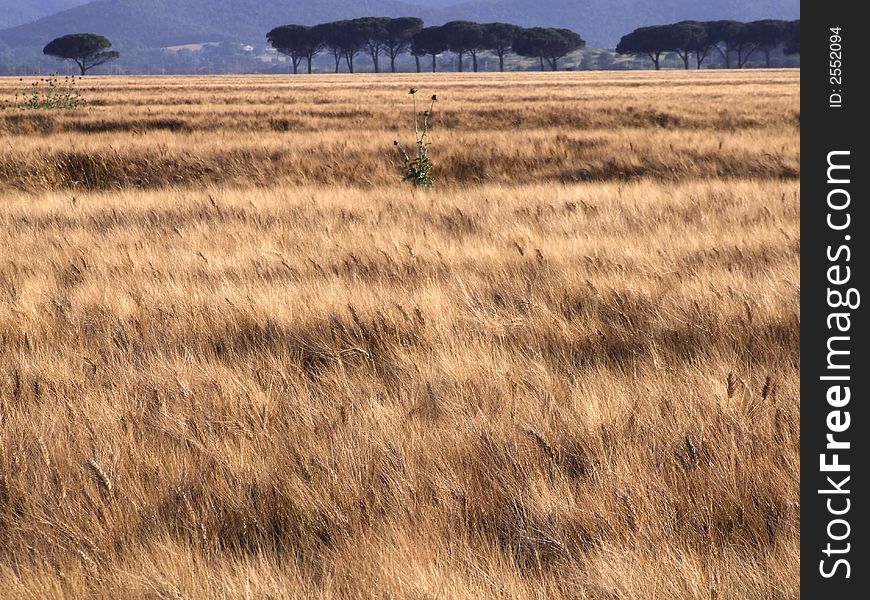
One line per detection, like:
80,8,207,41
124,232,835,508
0,0,800,50
0,1,89,30
0,0,435,49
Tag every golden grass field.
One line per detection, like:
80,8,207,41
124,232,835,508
0,71,799,599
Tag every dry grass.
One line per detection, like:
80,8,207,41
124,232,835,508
0,70,799,599
1,72,798,190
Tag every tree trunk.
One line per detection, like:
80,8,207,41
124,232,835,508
739,48,757,68
498,52,505,72
648,53,660,70
307,56,313,74
764,48,771,68
551,57,558,71
345,52,354,73
471,51,478,72
431,54,437,72
457,51,463,72
391,55,398,73
333,53,341,73
539,55,544,71
371,51,380,73
414,55,421,73
722,46,732,68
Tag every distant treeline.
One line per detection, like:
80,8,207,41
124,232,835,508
266,17,798,74
617,19,800,69
266,18,585,73
0,16,800,76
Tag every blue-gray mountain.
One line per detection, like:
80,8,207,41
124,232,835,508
0,1,90,30
0,0,799,49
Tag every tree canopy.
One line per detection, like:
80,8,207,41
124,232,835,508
740,19,790,67
615,25,671,70
354,17,391,73
540,28,586,70
42,33,119,75
262,15,794,74
666,21,710,69
266,16,585,74
411,25,448,73
704,20,744,68
440,21,483,72
512,27,585,70
266,25,323,74
383,17,424,73
480,23,522,72
617,19,798,69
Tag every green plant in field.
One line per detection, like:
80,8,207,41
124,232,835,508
394,88,437,188
1,74,85,111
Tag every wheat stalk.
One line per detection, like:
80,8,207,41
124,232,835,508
525,427,560,464
86,459,112,494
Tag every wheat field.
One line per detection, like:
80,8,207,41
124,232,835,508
0,71,799,599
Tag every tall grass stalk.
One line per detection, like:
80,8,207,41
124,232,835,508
395,88,437,189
